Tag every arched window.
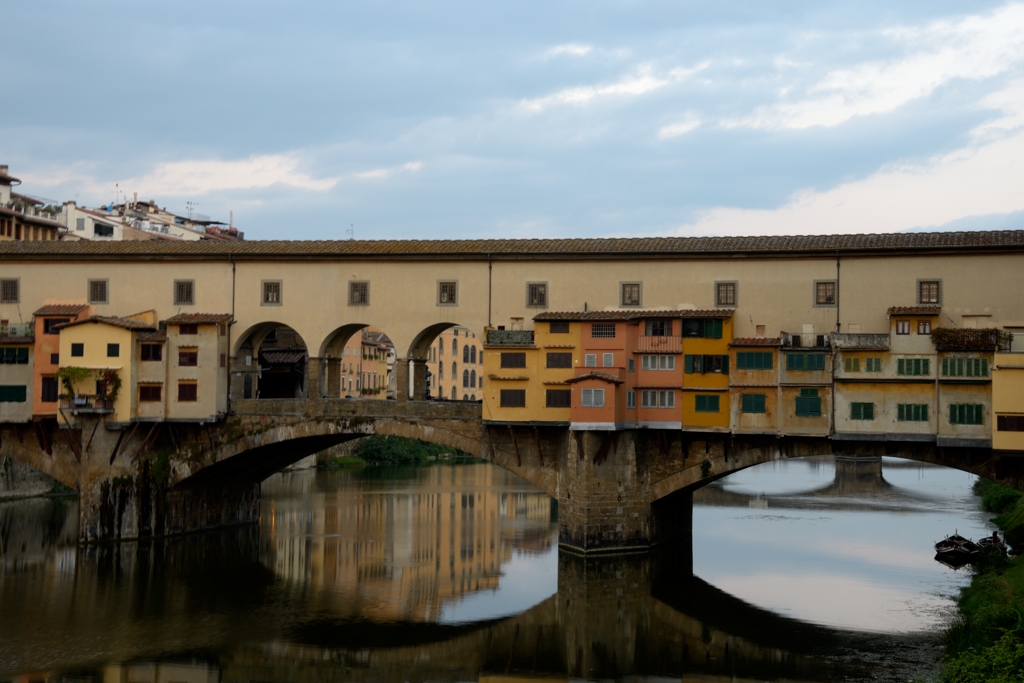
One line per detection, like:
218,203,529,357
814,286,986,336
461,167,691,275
452,338,457,355
478,376,483,389
451,386,457,400
439,340,444,356
470,394,476,401
463,345,469,363
451,361,457,380
470,370,476,388
463,394,468,401
470,346,477,364
438,363,444,380
463,369,469,388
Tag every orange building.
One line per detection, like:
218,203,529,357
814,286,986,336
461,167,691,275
32,303,91,417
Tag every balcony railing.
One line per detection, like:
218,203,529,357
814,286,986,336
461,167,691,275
0,323,33,340
634,335,682,354
60,396,114,413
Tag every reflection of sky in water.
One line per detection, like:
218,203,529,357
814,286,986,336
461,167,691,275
694,456,991,633
438,547,557,624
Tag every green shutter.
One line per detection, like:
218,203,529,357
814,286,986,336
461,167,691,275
16,347,28,364
787,354,801,370
737,353,747,370
742,393,766,413
3,348,14,364
941,358,950,376
922,358,930,376
695,395,706,411
721,355,729,374
897,359,905,375
684,355,693,373
922,404,929,421
705,319,722,339
981,359,989,376
898,404,905,421
709,395,720,412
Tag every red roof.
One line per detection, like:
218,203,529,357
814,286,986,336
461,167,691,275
887,306,942,316
564,372,625,385
534,309,734,322
730,337,782,347
55,315,156,332
165,313,232,325
34,303,90,316
138,330,167,342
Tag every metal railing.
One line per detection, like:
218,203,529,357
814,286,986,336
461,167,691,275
0,322,33,339
60,396,113,412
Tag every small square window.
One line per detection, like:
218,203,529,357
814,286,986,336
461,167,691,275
88,279,108,304
602,352,614,367
141,344,163,361
44,318,70,335
438,281,458,305
918,280,941,305
174,280,194,306
550,321,569,334
715,281,737,307
177,382,198,402
0,279,19,303
918,320,931,334
178,349,198,367
50,353,59,365
107,343,119,357
896,320,910,335
591,323,616,338
349,281,369,306
179,324,198,335
262,281,282,306
584,354,597,367
526,283,547,308
626,390,636,409
71,343,84,357
627,358,635,372
815,281,836,306
139,385,162,402
620,282,641,307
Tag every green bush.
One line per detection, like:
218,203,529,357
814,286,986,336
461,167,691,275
943,627,1024,683
975,479,1024,514
354,435,472,464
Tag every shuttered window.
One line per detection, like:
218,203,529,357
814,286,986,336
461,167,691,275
787,353,826,371
949,404,983,425
997,416,1024,431
898,404,929,422
642,355,676,370
500,352,527,368
174,280,195,305
866,358,883,372
545,389,571,407
0,347,29,364
546,352,572,368
941,358,989,377
843,357,860,372
850,402,875,420
581,388,605,407
177,383,198,402
736,352,772,370
0,385,27,402
684,355,729,374
500,389,526,407
694,394,719,412
139,385,162,402
897,358,931,376
795,389,822,417
741,393,766,414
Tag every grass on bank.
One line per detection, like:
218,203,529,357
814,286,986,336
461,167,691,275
319,435,479,468
941,480,1024,682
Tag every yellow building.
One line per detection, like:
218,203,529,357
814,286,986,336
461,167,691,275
994,349,1024,452
729,337,781,435
681,312,733,431
427,326,484,402
0,320,33,423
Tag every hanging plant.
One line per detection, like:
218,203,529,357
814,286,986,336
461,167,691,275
98,369,122,403
931,328,1012,352
55,366,93,397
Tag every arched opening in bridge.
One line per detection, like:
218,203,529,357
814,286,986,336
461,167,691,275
233,322,309,399
319,324,396,399
408,323,484,402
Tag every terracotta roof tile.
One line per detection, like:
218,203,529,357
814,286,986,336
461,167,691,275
887,306,942,316
730,337,783,347
56,315,156,331
34,303,90,316
534,309,733,322
138,330,167,342
564,372,625,384
165,313,232,324
261,350,306,364
0,229,1021,259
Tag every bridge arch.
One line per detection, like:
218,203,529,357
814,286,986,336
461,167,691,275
233,321,309,400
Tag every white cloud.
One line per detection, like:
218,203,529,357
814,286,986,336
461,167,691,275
673,123,1024,236
520,62,709,112
658,117,701,139
545,43,592,58
725,2,1024,130
352,161,424,180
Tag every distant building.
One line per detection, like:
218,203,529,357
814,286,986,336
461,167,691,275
425,326,483,401
0,165,62,242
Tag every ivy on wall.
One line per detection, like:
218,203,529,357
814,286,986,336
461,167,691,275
931,328,1012,352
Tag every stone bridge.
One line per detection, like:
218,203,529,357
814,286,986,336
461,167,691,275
2,396,1022,549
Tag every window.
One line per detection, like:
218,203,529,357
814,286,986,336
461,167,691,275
550,321,569,334
850,402,875,420
620,282,641,307
641,390,675,408
602,352,614,367
107,343,119,358
463,346,469,363
452,338,457,355
462,369,469,387
88,279,108,304
0,385,27,402
741,393,766,414
41,377,58,403
591,323,615,338
139,385,162,402
262,281,282,305
174,280,195,306
897,358,930,376
695,394,719,412
704,319,723,339
997,416,1024,432
178,349,198,366
438,363,443,380
844,357,861,372
642,355,676,370
179,324,198,335
177,382,198,402
918,320,931,335
471,346,477,363
76,217,85,231
50,353,59,364
141,344,163,361
500,352,526,368
627,358,635,372
736,352,772,370
715,281,737,307
451,361,457,378
896,320,910,335
94,223,114,237
438,281,458,305
942,358,988,377
547,352,573,368
866,358,883,372
949,404,983,425
71,343,84,357
646,320,673,336
584,354,597,367
43,318,70,334
500,389,526,407
898,404,929,422
581,388,605,407
918,279,941,305
786,353,826,371
626,390,636,408
795,388,822,417
349,281,369,306
546,389,571,407
220,353,226,368
0,347,29,364
527,283,547,308
1,279,19,303
685,355,728,373
815,281,836,306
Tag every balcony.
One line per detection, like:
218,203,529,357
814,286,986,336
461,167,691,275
486,329,534,346
60,396,114,414
832,333,890,350
634,335,682,354
0,322,33,341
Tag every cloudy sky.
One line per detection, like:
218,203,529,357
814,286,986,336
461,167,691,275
3,1,1024,240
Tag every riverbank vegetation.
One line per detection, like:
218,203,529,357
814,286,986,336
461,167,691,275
942,479,1024,682
319,435,477,468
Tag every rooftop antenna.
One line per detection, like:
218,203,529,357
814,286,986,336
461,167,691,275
346,223,354,241
186,201,198,220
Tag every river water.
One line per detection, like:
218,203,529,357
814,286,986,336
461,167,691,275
0,455,992,682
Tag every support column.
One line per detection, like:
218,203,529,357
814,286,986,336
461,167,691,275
412,358,428,401
396,358,410,402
